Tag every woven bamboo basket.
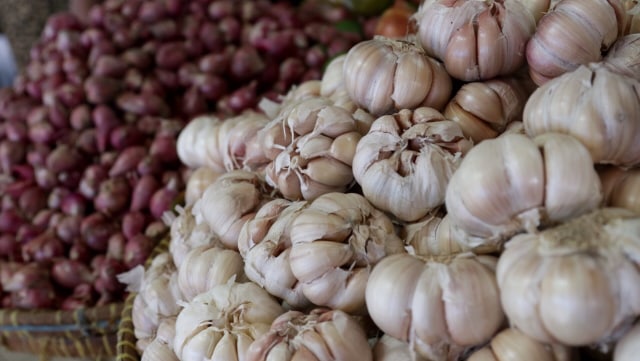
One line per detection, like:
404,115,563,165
116,236,171,361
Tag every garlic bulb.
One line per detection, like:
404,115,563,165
185,167,223,206
173,281,285,361
168,205,220,268
342,37,452,116
289,192,404,313
237,198,311,308
467,328,574,361
603,34,640,80
177,245,246,302
413,0,536,81
320,54,346,98
402,213,472,256
614,322,640,361
523,63,640,167
443,74,536,143
445,132,602,250
366,252,504,361
245,308,373,361
373,334,430,361
352,107,472,222
526,0,626,85
197,170,274,250
599,166,640,214
132,253,183,350
262,96,366,200
176,111,270,172
497,208,640,346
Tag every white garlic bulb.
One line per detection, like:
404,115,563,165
414,0,536,81
288,192,405,313
342,37,452,116
320,54,346,98
444,132,602,250
245,308,373,361
173,281,284,361
168,205,221,268
599,166,640,214
497,208,640,346
353,107,472,222
176,115,223,172
467,328,574,361
237,198,311,308
523,63,640,167
526,0,625,85
366,252,504,361
614,322,640,361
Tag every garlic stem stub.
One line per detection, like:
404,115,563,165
413,0,536,81
496,208,640,347
352,107,472,222
288,192,404,314
342,37,452,116
245,308,373,361
467,328,575,361
365,252,504,361
444,132,602,250
525,0,626,85
523,63,640,167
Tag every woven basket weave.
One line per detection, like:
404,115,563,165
116,236,171,361
0,302,122,358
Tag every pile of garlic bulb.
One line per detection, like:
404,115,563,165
123,1,640,360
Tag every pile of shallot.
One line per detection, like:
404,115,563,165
0,0,369,310
126,0,640,361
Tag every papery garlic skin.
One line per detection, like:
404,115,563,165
614,322,640,361
603,34,640,80
373,334,430,361
288,192,405,313
526,0,626,85
177,245,246,302
366,252,504,361
237,198,311,308
353,107,472,222
168,205,220,268
403,213,473,256
198,170,273,250
320,55,346,98
185,167,223,206
173,281,285,361
414,0,536,81
444,133,602,250
443,75,536,143
467,328,574,361
524,63,640,167
245,308,373,361
599,166,640,214
177,115,224,172
141,318,179,361
497,208,640,346
343,37,452,116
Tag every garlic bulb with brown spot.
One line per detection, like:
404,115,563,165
177,245,247,302
413,0,536,81
497,208,640,346
168,205,220,268
237,198,311,309
353,107,472,222
467,328,575,361
173,281,285,361
443,74,536,143
526,0,626,85
445,132,602,250
366,252,504,361
523,63,640,167
245,308,373,361
614,322,640,361
197,170,274,250
263,97,366,201
373,335,430,361
289,192,404,313
599,166,640,214
343,37,452,116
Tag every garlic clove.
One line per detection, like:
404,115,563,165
467,348,498,361
445,22,480,81
329,132,360,166
392,51,433,110
288,241,353,281
469,327,574,361
304,158,353,187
